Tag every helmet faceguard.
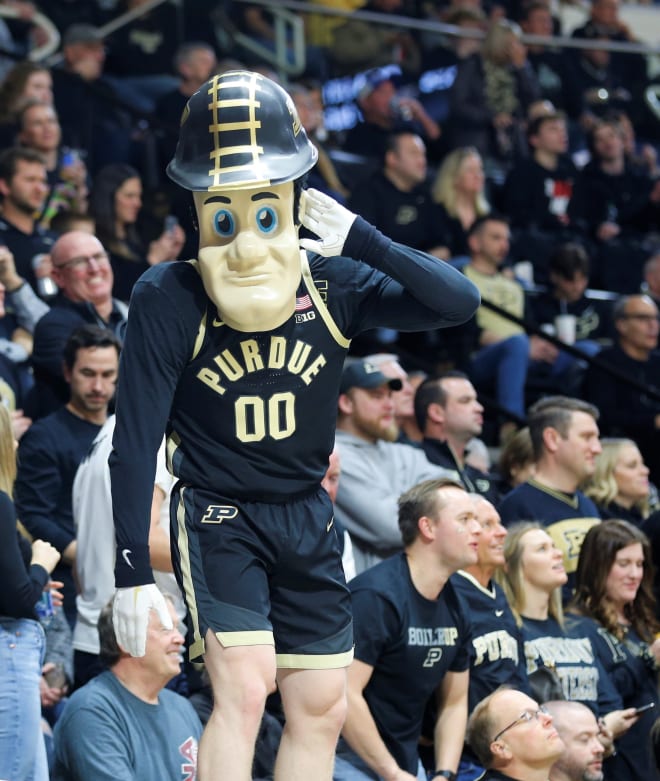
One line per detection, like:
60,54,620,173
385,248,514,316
167,70,318,192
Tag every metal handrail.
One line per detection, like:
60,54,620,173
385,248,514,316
0,5,59,61
234,0,660,57
228,5,307,76
43,0,174,67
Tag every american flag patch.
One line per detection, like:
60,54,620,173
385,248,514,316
295,294,312,311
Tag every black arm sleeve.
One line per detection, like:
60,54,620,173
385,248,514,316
110,269,201,587
342,216,481,331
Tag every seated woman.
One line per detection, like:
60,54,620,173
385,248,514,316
89,164,185,303
431,147,490,259
569,521,660,781
497,522,632,735
584,438,651,525
0,60,53,149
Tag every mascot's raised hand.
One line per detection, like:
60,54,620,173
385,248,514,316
299,188,357,257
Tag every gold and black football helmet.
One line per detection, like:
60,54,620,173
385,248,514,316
167,70,318,193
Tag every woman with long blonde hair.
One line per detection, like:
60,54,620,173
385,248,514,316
431,147,490,257
497,522,632,735
583,438,650,524
0,404,61,780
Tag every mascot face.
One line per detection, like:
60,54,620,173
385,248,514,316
168,70,317,332
194,182,301,332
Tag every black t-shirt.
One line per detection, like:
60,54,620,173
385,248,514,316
503,156,578,232
347,172,448,252
351,553,471,774
570,614,660,781
530,292,612,343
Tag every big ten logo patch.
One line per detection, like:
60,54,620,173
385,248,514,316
201,505,238,524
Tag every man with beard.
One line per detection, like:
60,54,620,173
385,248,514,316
334,358,451,573
0,147,56,296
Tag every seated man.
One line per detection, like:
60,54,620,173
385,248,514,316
335,478,479,781
30,230,127,417
583,294,660,485
529,242,612,395
462,215,557,433
466,687,565,781
343,67,441,162
334,358,451,572
347,132,449,257
568,118,659,293
0,146,56,295
545,700,606,781
52,596,202,780
503,111,579,285
415,371,499,502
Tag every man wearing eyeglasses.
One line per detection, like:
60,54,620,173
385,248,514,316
30,230,128,418
466,687,565,781
584,293,660,484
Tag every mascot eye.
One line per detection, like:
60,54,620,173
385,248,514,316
256,206,277,234
213,209,235,237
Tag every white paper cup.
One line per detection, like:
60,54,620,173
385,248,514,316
555,314,577,345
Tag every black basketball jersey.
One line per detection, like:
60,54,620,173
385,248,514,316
111,230,479,586
167,254,350,501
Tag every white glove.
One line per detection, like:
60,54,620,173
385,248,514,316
112,584,173,657
299,188,357,257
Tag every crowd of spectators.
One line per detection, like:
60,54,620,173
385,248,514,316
2,0,660,780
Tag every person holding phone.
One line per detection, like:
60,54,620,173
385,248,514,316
568,520,660,781
89,163,185,303
0,403,62,781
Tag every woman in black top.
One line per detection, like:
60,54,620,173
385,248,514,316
89,163,185,303
569,521,660,781
0,404,60,781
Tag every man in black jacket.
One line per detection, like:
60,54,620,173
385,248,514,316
583,293,660,483
415,371,499,502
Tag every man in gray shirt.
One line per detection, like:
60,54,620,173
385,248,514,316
335,358,451,572
53,596,201,781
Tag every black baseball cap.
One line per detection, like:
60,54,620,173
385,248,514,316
339,359,403,394
63,24,104,46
